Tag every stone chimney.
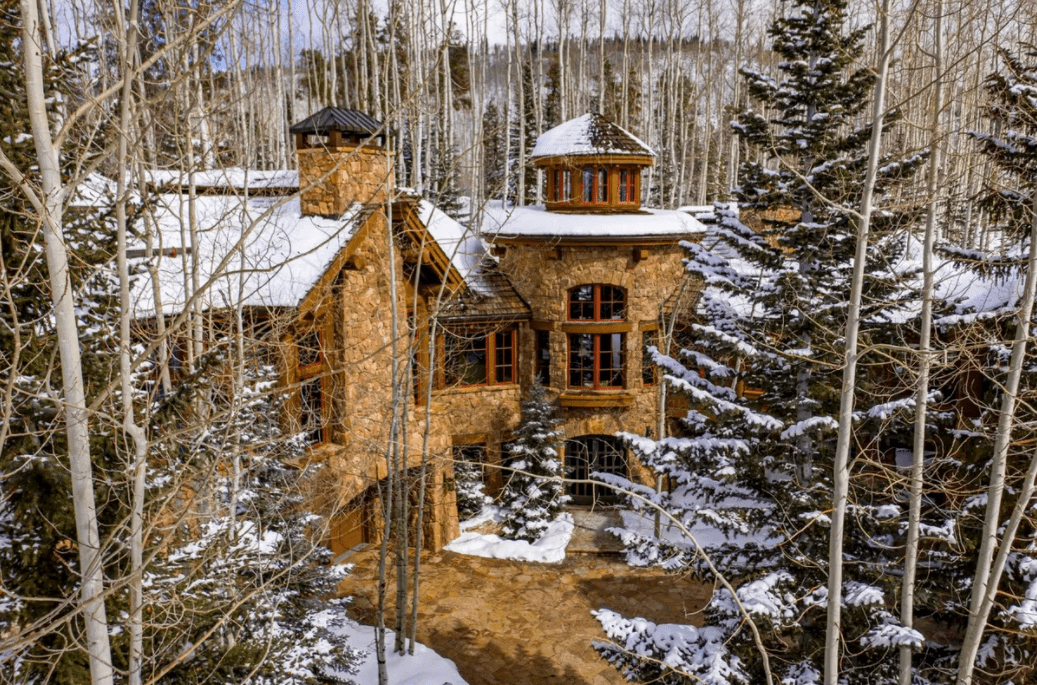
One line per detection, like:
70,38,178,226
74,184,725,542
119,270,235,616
290,108,393,217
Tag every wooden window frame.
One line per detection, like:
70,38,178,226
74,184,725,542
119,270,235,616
581,167,609,205
551,169,572,202
440,328,518,389
618,168,638,205
568,332,626,390
568,284,627,322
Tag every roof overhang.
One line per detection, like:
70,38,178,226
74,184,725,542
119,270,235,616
488,232,701,247
533,153,655,168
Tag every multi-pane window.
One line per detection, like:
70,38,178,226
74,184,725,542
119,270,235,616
297,330,325,445
566,285,627,390
581,168,608,204
443,329,516,387
494,331,514,384
569,332,625,388
535,330,551,385
568,285,626,321
552,169,571,201
642,330,658,385
618,169,637,203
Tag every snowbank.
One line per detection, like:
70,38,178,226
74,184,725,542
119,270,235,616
444,507,574,563
328,620,468,685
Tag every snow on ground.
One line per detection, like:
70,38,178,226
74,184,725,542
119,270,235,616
328,619,468,685
444,506,574,563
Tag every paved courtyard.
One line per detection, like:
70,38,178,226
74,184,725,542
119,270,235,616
338,514,713,685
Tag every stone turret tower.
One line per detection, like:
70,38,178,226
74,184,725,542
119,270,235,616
290,107,393,217
530,113,655,214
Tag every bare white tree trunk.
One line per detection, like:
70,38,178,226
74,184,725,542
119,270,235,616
900,2,943,682
112,2,148,683
824,2,892,682
20,1,114,682
956,195,1037,685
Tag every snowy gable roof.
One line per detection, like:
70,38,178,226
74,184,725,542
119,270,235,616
416,200,488,291
481,202,704,240
130,194,366,318
530,113,655,158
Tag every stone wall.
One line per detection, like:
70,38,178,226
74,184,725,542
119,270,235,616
298,145,393,217
302,212,459,552
496,240,700,488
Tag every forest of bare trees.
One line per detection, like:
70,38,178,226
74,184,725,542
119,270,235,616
46,0,1036,246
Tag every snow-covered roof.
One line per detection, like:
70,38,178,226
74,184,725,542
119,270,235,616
130,194,365,318
530,113,655,159
145,168,299,192
416,200,489,293
481,202,705,239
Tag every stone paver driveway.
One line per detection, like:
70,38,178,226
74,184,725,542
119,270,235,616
339,546,713,685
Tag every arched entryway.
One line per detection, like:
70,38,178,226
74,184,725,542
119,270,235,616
564,435,627,505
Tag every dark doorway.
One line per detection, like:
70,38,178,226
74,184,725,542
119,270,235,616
564,435,627,505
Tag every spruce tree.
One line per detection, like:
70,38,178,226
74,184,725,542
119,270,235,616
598,1,929,682
499,380,569,542
454,456,491,521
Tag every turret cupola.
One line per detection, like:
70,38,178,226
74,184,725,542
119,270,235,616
290,107,392,217
531,113,655,214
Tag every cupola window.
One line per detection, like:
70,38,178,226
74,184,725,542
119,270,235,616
582,168,609,204
551,169,572,202
618,169,637,204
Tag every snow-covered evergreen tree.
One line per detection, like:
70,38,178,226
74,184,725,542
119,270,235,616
598,1,931,682
142,360,363,684
454,455,491,521
499,380,569,542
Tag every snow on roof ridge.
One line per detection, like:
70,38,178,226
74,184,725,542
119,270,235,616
530,113,656,159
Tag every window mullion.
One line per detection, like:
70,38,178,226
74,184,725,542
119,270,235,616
593,334,601,390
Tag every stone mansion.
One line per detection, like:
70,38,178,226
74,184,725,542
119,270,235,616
135,109,707,556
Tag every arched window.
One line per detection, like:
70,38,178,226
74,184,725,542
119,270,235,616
564,435,627,504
